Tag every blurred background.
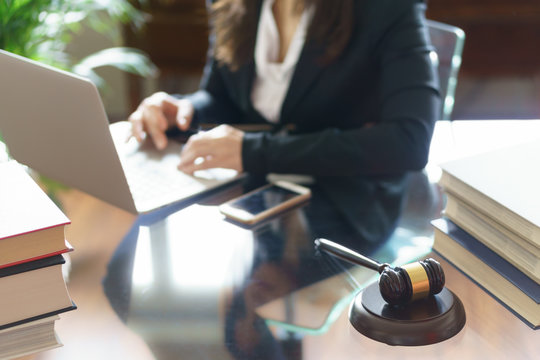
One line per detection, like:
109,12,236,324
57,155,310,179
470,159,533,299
3,0,540,121
123,0,540,121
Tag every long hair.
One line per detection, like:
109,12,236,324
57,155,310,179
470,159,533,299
211,0,355,70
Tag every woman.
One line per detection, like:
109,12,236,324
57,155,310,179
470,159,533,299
129,0,440,242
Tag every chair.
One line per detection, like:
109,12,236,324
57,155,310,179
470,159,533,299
426,20,466,121
384,21,466,251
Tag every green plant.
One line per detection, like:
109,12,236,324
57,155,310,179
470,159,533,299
0,0,157,87
0,0,158,193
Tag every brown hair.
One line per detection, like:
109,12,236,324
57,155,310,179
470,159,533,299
211,0,354,70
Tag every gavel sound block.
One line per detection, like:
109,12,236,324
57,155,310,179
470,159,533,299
315,238,466,346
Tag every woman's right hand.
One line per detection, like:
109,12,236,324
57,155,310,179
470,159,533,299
128,91,194,150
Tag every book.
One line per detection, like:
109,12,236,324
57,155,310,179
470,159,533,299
444,193,540,283
432,218,539,329
439,140,540,248
0,255,76,330
0,315,62,360
0,161,71,269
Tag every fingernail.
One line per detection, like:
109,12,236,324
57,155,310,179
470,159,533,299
157,139,166,150
177,117,187,129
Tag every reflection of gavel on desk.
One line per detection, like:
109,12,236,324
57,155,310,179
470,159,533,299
315,238,445,306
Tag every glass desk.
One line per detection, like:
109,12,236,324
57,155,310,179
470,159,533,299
34,120,540,360
104,169,431,359
101,173,436,360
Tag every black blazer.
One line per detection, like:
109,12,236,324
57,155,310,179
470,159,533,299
187,0,440,242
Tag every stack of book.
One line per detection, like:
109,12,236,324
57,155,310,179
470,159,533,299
0,162,76,359
432,140,540,329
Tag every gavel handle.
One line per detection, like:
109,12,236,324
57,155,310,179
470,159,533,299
315,238,389,273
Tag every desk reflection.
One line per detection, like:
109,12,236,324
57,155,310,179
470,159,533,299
103,174,438,360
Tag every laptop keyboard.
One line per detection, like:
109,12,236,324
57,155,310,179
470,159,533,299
113,127,238,210
123,150,204,203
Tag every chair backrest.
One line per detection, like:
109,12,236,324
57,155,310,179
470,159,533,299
426,20,466,121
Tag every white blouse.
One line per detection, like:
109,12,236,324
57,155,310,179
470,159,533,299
251,0,313,123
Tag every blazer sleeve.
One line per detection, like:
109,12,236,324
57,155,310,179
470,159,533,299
242,0,440,177
184,50,247,126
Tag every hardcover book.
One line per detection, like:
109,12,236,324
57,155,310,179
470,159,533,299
0,161,71,268
0,255,76,330
432,218,539,329
439,140,540,248
443,193,539,283
0,315,62,360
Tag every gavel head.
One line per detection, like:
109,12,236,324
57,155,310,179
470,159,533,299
378,258,445,306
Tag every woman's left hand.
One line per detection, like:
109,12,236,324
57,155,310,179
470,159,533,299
178,125,244,174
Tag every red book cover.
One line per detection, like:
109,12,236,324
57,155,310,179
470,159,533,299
0,162,72,267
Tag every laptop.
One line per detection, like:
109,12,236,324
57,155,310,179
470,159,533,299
0,50,241,214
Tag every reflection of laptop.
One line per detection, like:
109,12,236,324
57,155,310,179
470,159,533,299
0,50,240,214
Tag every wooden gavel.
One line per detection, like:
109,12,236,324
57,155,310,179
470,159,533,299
315,238,445,306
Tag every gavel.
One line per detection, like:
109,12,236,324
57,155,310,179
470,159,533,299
315,238,445,306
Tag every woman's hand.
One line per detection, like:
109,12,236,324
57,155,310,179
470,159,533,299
178,125,244,174
128,91,194,150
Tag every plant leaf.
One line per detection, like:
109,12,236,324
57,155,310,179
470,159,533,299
73,47,159,80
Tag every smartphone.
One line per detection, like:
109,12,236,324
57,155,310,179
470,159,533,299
219,181,311,225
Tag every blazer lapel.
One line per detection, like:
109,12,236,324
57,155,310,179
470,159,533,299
235,61,256,112
280,40,326,124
